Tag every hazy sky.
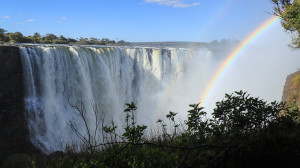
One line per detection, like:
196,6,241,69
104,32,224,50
0,0,283,42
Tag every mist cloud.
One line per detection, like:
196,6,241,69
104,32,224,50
2,16,11,19
144,0,200,8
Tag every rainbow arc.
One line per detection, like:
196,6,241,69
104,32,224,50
199,16,279,106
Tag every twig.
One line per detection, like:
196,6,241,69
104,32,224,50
92,141,237,150
176,149,191,168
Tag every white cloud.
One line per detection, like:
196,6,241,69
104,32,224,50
27,19,35,22
144,0,200,8
61,16,67,20
3,16,11,19
83,20,96,26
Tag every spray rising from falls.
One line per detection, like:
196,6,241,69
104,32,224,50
20,45,219,153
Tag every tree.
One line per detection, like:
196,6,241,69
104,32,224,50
67,37,77,43
272,0,300,47
51,35,68,44
59,35,67,41
0,28,127,45
7,32,28,43
0,28,8,42
77,37,89,44
0,28,6,35
42,33,58,43
31,32,41,43
101,38,110,45
117,40,126,45
212,91,282,140
89,37,99,42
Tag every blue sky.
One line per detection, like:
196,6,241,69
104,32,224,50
0,0,281,42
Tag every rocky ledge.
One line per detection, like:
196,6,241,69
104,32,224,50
282,70,300,109
0,46,37,165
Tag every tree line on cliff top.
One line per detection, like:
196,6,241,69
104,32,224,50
0,28,128,45
1,1,300,47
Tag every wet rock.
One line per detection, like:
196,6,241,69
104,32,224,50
0,46,38,165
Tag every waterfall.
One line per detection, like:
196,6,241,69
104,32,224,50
19,45,215,153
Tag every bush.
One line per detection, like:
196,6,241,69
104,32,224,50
27,91,300,167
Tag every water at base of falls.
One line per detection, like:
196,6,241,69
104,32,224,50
20,45,218,153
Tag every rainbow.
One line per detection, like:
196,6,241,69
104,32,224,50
155,0,237,116
199,16,279,106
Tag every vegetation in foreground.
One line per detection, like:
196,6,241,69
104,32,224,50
0,28,128,45
2,91,300,168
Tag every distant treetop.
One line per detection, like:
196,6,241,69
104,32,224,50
0,28,128,45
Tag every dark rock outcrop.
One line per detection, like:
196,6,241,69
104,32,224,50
282,70,300,109
0,46,37,164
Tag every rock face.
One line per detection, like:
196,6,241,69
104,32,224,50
282,70,300,109
0,46,37,164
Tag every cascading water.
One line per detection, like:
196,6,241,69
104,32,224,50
20,45,217,153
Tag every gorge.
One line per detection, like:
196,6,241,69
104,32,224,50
0,44,225,155
0,42,299,158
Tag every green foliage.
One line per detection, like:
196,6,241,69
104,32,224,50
272,0,300,47
6,32,30,43
186,104,210,141
122,102,147,143
0,28,8,43
18,91,300,168
0,27,128,45
212,91,282,139
32,32,41,42
0,28,6,35
42,33,58,43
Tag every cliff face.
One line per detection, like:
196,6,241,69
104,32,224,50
0,46,36,164
282,70,300,109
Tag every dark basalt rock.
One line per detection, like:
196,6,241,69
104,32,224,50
0,46,38,165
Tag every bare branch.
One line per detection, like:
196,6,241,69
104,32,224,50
176,149,191,168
